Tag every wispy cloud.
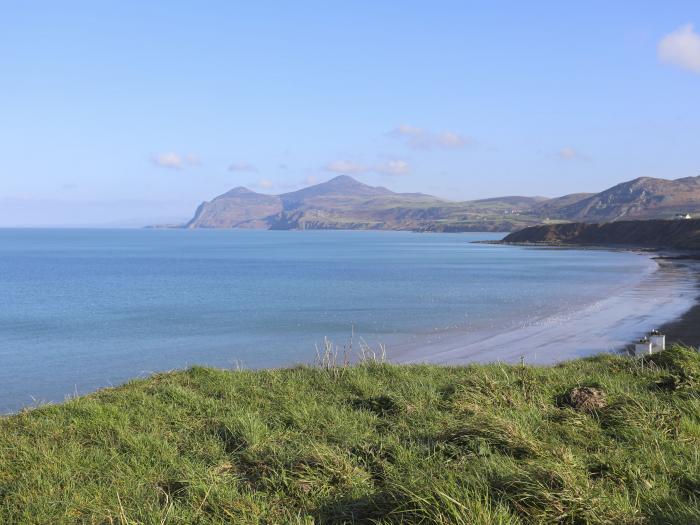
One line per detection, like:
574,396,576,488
324,159,410,176
389,125,472,150
375,159,410,176
658,24,700,74
256,179,274,190
558,147,589,161
228,162,258,173
151,152,200,170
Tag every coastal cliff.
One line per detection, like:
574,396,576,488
503,218,700,250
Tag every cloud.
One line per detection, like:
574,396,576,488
257,179,274,189
658,24,700,74
436,131,469,148
304,175,319,185
558,147,588,161
151,152,200,170
228,162,258,173
375,159,410,176
389,125,472,150
324,159,410,176
391,124,423,139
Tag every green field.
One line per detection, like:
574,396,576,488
1,347,699,524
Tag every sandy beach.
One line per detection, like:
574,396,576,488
393,254,700,365
658,257,700,347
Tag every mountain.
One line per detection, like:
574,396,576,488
543,176,700,222
503,218,700,250
529,193,595,217
180,174,700,232
186,187,283,229
280,174,394,204
184,175,544,232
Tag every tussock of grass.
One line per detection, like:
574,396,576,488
1,347,699,524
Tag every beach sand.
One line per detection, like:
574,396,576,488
661,303,700,348
393,255,699,365
659,258,700,347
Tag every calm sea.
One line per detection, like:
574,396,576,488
0,229,686,412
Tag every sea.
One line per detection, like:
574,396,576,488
0,229,696,413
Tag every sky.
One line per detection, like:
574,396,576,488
1,1,699,226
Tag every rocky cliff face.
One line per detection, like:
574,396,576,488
186,187,283,228
542,176,700,222
503,219,700,250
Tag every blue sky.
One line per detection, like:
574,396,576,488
1,1,699,226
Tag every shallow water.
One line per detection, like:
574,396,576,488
394,257,698,365
0,229,694,412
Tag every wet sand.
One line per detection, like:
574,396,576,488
658,258,700,347
661,303,700,348
393,255,699,365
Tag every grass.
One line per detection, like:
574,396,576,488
0,346,699,524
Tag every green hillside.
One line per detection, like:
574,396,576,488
1,347,699,524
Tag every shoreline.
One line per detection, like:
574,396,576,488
504,242,700,350
391,250,700,365
657,257,700,347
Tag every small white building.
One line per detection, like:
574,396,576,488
674,213,692,220
634,331,666,357
635,338,653,357
649,330,666,352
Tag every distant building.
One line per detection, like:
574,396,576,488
674,213,692,220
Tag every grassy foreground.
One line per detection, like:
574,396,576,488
1,348,699,524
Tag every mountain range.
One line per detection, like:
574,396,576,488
178,174,700,232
